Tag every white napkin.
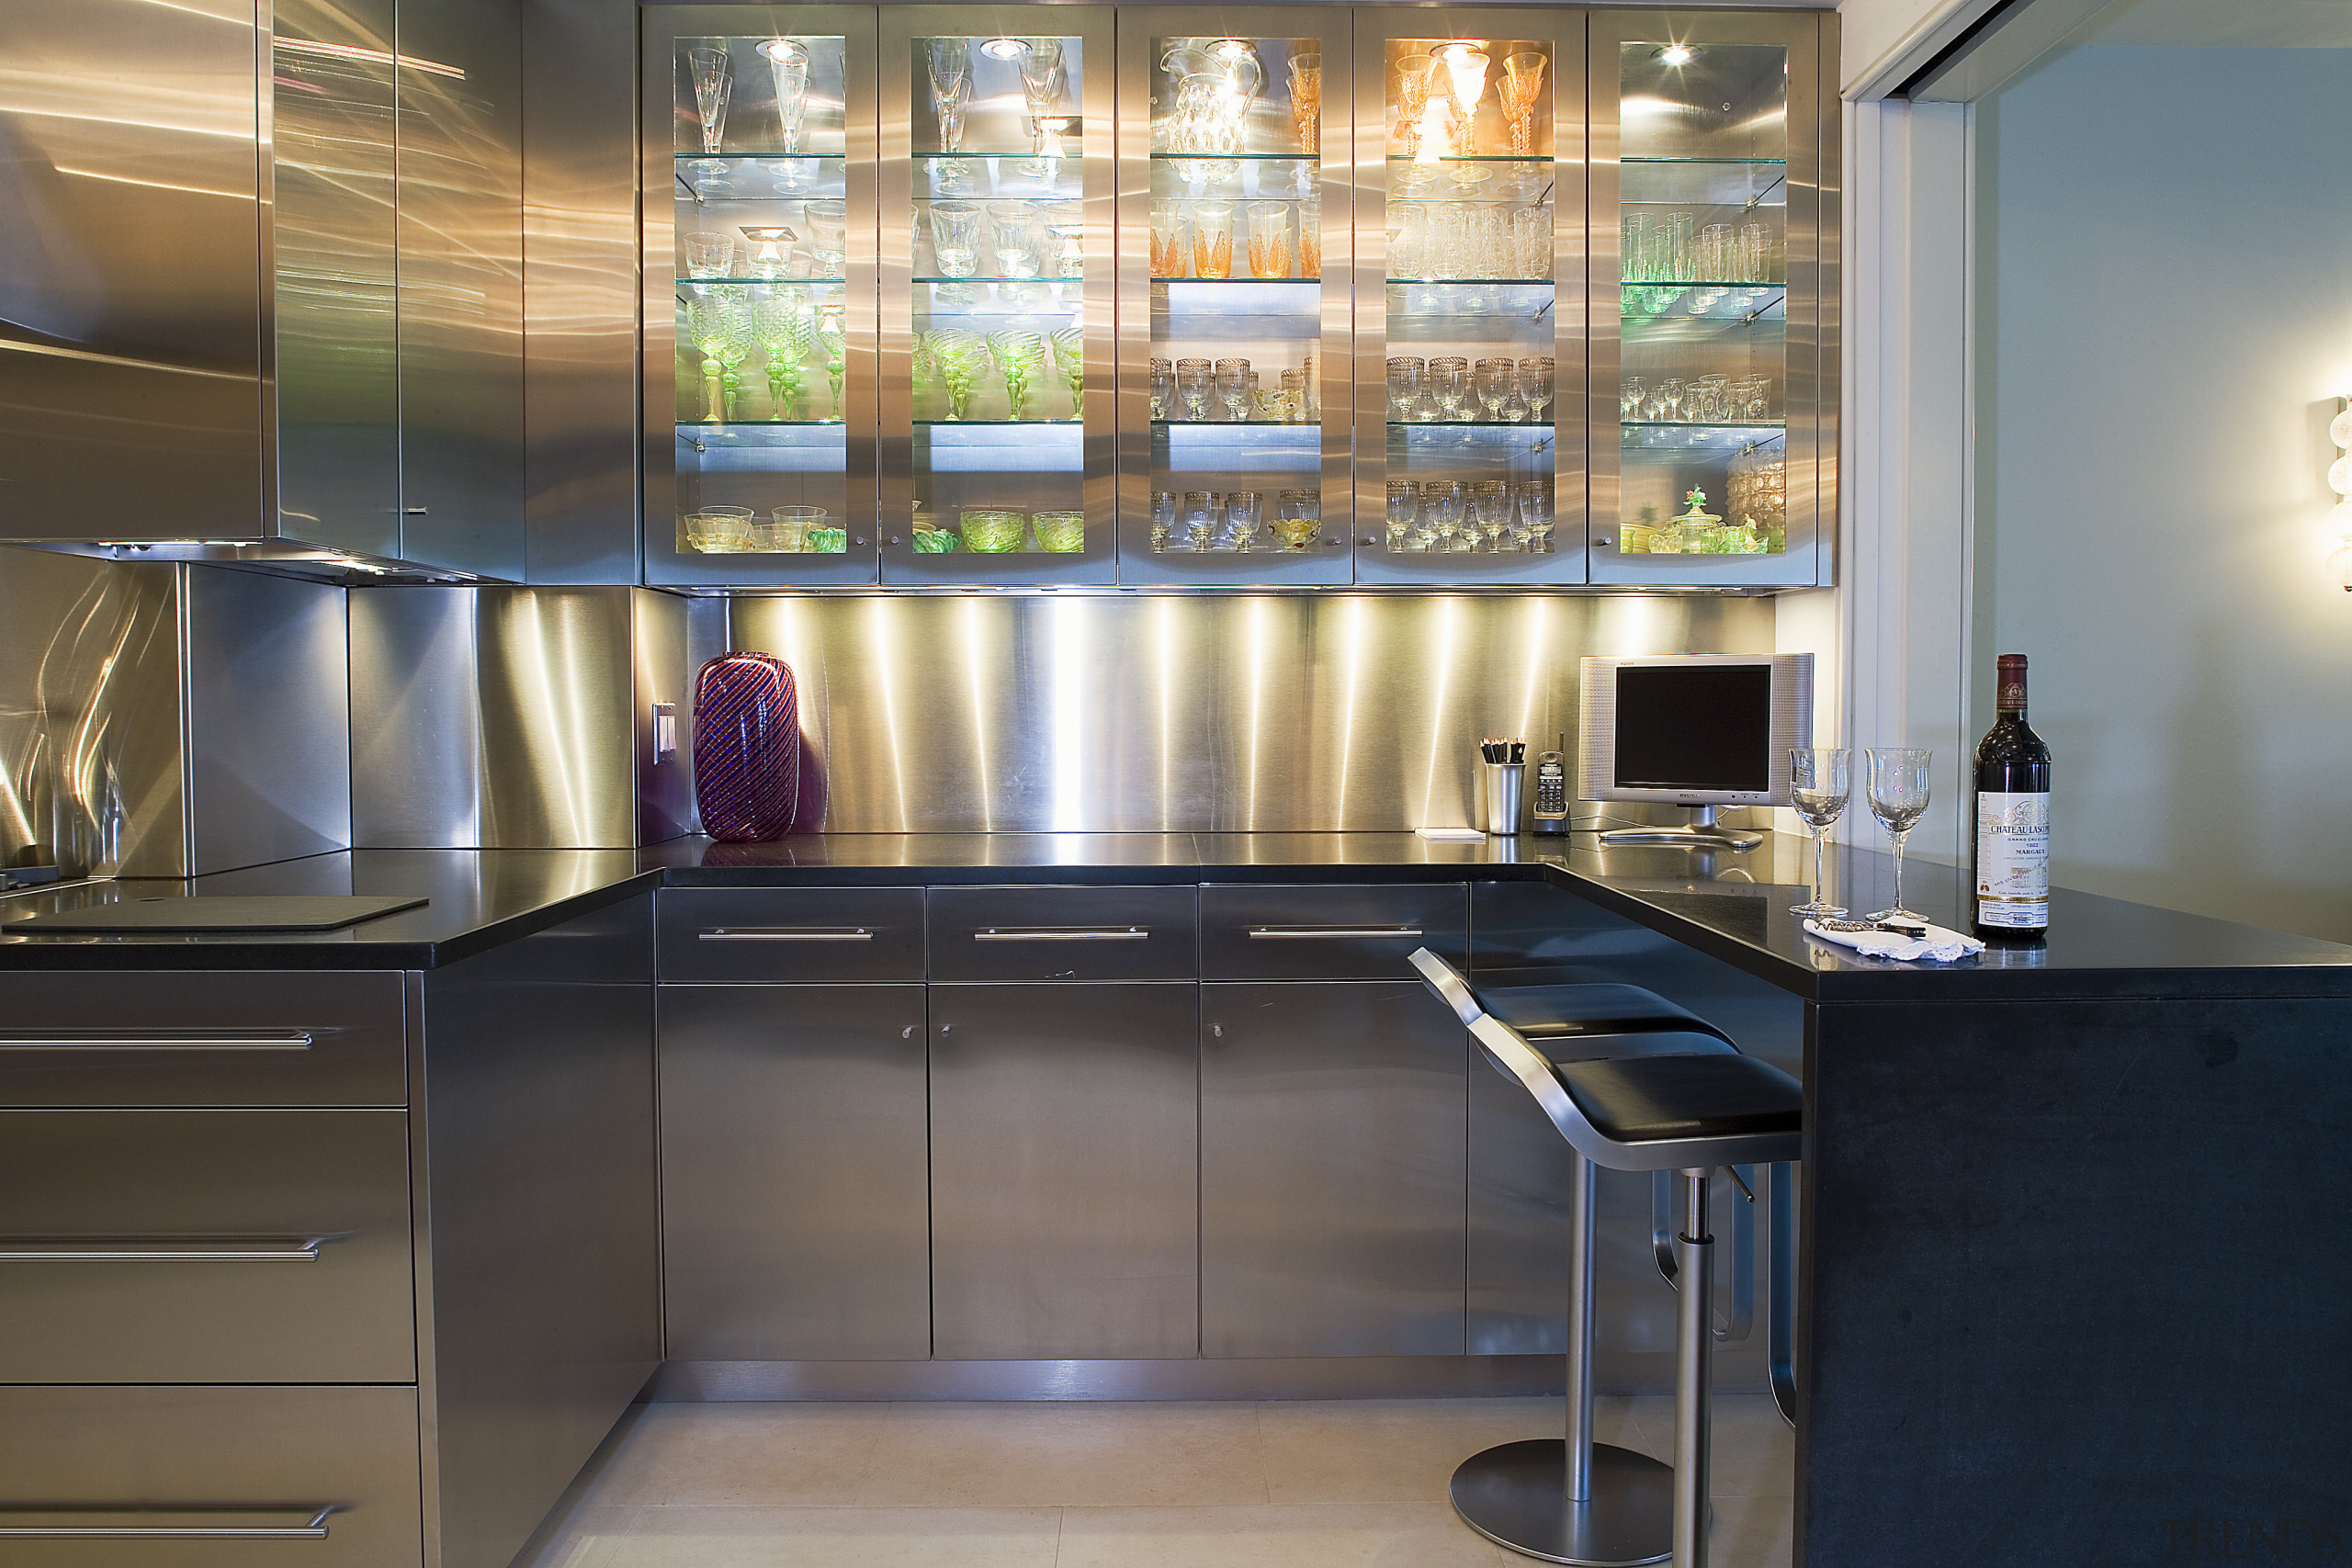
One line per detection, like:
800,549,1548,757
1415,827,1488,842
1803,918,1985,964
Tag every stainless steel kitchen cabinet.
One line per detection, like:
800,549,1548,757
1200,977,1468,1358
0,1384,424,1568
0,1110,413,1385
660,983,932,1359
930,980,1199,1359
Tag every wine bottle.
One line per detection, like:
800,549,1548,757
1972,653,2052,939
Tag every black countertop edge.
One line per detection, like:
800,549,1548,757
2,840,2348,1003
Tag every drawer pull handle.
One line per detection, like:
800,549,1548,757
0,1235,340,1263
1247,925,1425,941
0,1032,314,1052
0,1506,334,1539
974,927,1148,942
700,927,874,942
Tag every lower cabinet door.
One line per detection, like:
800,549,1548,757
0,1110,413,1384
0,1384,422,1568
659,984,931,1359
1201,980,1468,1358
930,983,1198,1360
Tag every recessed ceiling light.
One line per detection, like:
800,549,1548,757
1657,44,1698,66
978,36,1028,61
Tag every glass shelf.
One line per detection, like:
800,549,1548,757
1150,152,1319,162
674,152,848,164
677,421,844,432
1621,425,1785,460
674,276,850,288
1153,419,1318,429
1621,156,1786,165
1390,420,1556,430
914,275,1085,287
1385,153,1557,164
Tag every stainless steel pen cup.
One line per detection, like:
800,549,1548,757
1477,762,1524,836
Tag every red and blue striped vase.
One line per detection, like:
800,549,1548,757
691,651,799,841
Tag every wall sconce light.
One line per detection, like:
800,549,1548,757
2331,400,2352,591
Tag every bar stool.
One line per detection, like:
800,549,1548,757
1414,954,1728,1565
1412,950,1802,1568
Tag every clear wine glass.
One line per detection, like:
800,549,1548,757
1864,747,1933,923
1789,747,1850,918
688,48,732,157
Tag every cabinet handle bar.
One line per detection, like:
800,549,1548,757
0,1506,334,1539
0,1235,334,1263
0,1032,313,1052
973,927,1149,942
700,928,874,942
1247,926,1425,940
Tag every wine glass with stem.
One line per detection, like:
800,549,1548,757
1864,748,1933,923
1788,747,1851,918
688,48,731,157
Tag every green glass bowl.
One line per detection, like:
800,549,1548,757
804,526,848,554
1032,511,1085,552
960,510,1026,553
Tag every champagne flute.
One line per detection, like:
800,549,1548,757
688,48,731,157
1864,748,1933,924
1789,748,1851,918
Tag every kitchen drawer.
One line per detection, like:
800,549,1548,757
0,1384,421,1568
658,887,925,982
0,1110,413,1383
926,886,1198,982
0,972,404,1108
1200,885,1468,980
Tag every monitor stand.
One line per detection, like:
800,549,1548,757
1594,805,1763,852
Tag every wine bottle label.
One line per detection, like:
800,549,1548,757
1976,791,2050,927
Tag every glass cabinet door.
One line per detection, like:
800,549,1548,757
645,6,878,588
1352,12,1584,586
880,8,1113,584
1116,10,1350,585
1589,10,1829,588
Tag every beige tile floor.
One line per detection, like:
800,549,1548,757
516,1394,1792,1568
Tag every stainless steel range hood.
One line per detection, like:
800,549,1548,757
0,0,523,584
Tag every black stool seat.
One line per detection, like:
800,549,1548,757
1555,1054,1802,1145
1486,983,1734,1048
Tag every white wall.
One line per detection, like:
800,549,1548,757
1975,45,2352,942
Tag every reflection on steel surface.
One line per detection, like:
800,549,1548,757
351,586,688,849
729,592,1773,832
0,548,183,877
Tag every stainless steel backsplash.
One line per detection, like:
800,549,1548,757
0,548,349,877
725,594,1777,834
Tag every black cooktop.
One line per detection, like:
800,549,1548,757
6,895,429,932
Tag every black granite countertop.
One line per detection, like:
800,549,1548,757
3,834,2348,1002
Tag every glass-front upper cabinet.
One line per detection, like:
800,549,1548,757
1351,12,1583,586
1589,10,1830,588
1116,10,1351,585
645,7,878,587
880,8,1114,584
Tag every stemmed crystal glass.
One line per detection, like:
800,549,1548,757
747,288,811,419
926,329,987,420
1016,38,1067,177
1864,748,1933,924
1048,324,1083,418
1422,479,1466,550
927,38,971,154
1385,356,1424,423
688,48,731,156
684,288,748,422
1499,51,1546,157
1427,355,1470,422
986,330,1046,420
1384,479,1419,550
1789,748,1851,918
815,303,846,419
759,39,811,154
1518,356,1554,423
1516,482,1554,553
1469,479,1513,550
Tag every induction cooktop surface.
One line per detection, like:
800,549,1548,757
6,895,429,932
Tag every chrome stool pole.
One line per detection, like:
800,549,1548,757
1672,1167,1714,1568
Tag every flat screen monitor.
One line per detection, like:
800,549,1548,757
1577,653,1813,810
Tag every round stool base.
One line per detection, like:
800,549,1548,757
1449,1439,1675,1567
